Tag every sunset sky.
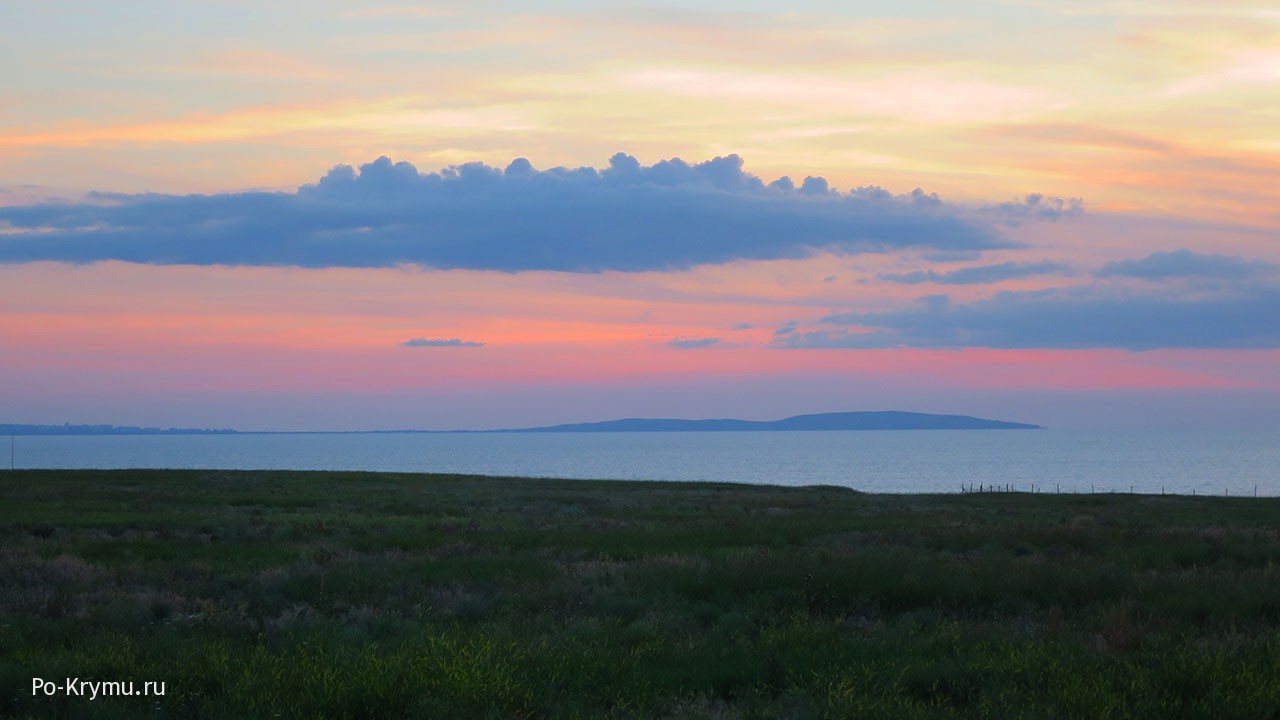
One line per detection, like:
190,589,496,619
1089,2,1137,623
3,0,1279,430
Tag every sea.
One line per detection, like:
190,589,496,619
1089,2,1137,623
7,429,1278,496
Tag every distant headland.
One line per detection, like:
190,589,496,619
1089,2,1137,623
2,411,1041,435
495,411,1042,433
0,424,236,436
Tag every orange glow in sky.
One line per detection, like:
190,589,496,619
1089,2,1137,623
2,2,1278,430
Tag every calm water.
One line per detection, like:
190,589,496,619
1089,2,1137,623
7,429,1278,496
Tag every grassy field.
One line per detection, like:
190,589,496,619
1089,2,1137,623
3,469,1280,718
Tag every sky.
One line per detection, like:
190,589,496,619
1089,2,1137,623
2,0,1279,431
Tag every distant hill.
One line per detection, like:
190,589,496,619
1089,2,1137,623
502,411,1042,432
1,412,1041,435
0,424,236,436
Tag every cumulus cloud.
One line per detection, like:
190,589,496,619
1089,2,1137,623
1097,249,1276,281
668,336,723,349
0,153,1010,272
784,282,1280,350
879,260,1075,285
403,338,486,347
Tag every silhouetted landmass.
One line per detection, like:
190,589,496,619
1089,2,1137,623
0,424,236,436
503,411,1041,432
1,411,1040,435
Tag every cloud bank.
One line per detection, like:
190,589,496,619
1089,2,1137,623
1097,249,1275,281
768,249,1280,351
781,281,1280,351
879,260,1075,285
0,154,1012,272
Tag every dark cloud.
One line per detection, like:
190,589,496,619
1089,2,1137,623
789,282,1280,350
668,336,722,349
1097,249,1276,281
403,338,486,347
880,260,1075,285
0,153,1009,272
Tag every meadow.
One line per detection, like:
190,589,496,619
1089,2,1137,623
3,469,1280,718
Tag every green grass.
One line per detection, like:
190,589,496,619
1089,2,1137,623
3,469,1280,718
